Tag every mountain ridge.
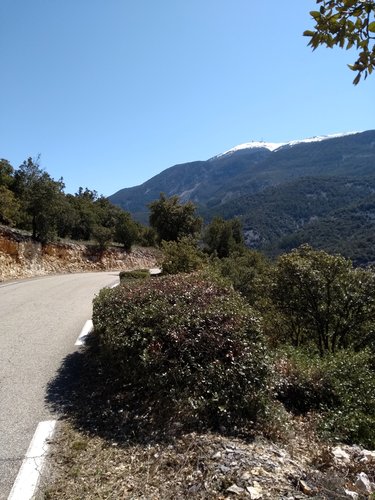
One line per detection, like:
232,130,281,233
109,129,375,263
210,131,360,159
110,129,374,214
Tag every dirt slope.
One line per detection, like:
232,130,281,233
0,226,160,282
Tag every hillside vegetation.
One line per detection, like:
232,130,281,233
45,227,375,498
207,177,375,264
109,130,375,264
91,200,375,448
0,156,153,249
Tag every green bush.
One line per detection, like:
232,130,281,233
319,349,375,448
149,193,202,243
119,269,150,282
161,237,206,274
274,348,375,447
92,272,270,430
203,217,245,258
274,348,338,415
213,249,268,305
136,225,157,247
92,225,113,250
268,245,375,354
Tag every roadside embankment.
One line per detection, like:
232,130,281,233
0,225,161,282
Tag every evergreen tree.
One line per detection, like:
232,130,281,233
149,193,202,243
13,157,65,242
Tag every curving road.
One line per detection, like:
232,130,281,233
0,272,119,499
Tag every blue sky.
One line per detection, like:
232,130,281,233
1,1,374,196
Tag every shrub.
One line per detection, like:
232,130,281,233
319,349,375,448
274,347,375,447
213,248,268,305
119,269,150,282
149,193,202,243
269,245,375,354
92,225,113,250
137,226,157,247
114,212,138,251
203,217,244,258
161,237,206,274
273,348,338,415
92,272,270,431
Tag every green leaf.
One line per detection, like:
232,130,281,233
368,21,375,33
303,30,315,37
310,10,321,20
353,73,361,85
346,40,354,50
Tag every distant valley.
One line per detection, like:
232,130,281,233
110,130,375,264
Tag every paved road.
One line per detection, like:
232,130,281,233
0,272,119,499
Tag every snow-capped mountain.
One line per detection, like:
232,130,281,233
109,130,375,225
213,132,360,159
213,141,285,158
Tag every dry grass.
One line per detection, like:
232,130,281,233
42,337,374,499
40,418,375,499
41,423,298,499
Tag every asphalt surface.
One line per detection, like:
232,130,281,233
0,272,118,499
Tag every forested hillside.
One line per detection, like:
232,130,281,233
110,131,375,216
277,195,375,265
109,147,272,223
0,157,151,249
46,202,375,497
110,130,375,263
206,176,375,264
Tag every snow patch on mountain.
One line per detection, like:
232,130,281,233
214,141,284,158
224,141,284,154
281,131,360,149
213,132,361,159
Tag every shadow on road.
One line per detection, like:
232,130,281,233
46,343,131,442
45,350,87,420
45,340,194,445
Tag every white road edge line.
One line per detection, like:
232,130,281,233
74,281,118,348
8,420,57,500
75,319,93,346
